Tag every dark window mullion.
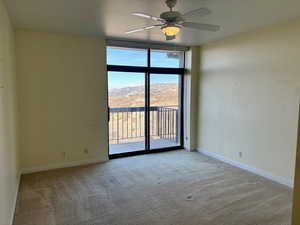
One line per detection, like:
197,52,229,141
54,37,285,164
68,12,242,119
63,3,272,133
145,48,151,151
148,67,185,74
107,65,147,73
107,66,185,75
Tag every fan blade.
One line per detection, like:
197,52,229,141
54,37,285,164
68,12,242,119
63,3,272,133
182,8,211,18
132,12,164,22
182,22,220,31
126,25,157,34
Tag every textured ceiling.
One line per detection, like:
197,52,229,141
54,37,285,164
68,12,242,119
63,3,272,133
5,0,300,46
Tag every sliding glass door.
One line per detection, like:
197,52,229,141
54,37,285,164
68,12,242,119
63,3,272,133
107,47,184,157
149,74,181,150
108,72,146,154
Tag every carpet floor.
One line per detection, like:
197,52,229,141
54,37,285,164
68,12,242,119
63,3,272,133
14,150,293,225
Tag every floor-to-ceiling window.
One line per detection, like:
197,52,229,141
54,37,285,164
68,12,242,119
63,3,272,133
107,46,185,158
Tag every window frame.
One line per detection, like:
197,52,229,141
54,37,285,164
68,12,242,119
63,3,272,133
107,46,185,158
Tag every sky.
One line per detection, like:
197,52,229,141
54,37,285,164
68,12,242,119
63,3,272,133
107,47,182,89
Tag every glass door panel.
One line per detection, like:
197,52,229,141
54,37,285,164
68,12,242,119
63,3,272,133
149,74,181,149
108,71,145,154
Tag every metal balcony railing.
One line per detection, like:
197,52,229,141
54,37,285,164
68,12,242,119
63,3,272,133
109,106,179,144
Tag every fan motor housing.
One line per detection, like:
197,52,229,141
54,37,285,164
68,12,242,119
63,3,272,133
160,11,183,23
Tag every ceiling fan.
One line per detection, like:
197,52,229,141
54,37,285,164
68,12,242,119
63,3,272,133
126,0,220,41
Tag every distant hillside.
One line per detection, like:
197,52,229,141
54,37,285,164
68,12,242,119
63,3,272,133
109,83,179,108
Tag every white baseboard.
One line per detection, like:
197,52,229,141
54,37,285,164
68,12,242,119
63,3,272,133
197,148,294,188
183,147,197,152
20,158,108,175
10,171,21,225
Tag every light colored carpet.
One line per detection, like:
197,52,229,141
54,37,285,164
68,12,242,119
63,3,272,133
14,150,293,225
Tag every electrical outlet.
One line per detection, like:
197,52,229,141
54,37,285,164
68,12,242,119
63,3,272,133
238,152,243,158
84,148,89,154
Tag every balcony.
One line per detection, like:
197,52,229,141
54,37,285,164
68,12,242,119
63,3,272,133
109,106,180,154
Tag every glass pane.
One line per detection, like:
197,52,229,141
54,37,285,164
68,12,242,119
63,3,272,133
151,50,184,68
149,74,181,149
108,71,145,154
107,47,147,67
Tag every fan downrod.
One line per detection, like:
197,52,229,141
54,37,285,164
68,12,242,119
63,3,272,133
165,0,177,11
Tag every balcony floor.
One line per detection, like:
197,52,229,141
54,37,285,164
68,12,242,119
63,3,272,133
109,138,179,155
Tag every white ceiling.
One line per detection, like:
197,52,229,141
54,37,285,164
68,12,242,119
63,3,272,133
5,0,300,46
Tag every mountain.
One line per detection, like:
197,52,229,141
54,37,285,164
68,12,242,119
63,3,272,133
108,83,179,108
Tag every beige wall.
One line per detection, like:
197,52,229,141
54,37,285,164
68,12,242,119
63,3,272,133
184,46,200,151
0,0,19,224
198,18,300,184
16,31,108,170
292,106,300,225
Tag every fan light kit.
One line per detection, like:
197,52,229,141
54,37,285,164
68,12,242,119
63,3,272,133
161,25,180,36
126,0,220,41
